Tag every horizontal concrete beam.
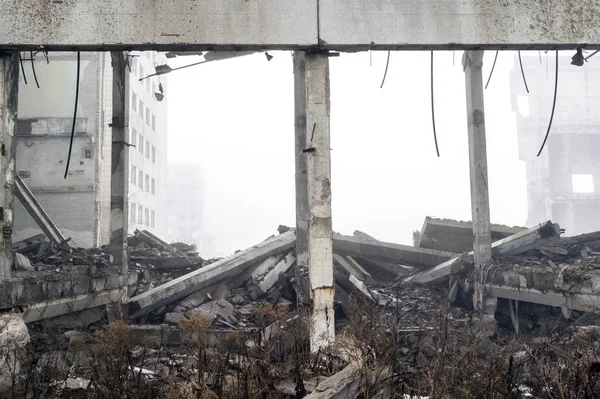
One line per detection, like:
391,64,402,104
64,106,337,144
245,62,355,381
127,230,296,318
0,1,599,50
404,221,561,284
22,288,126,323
333,235,457,269
488,285,600,313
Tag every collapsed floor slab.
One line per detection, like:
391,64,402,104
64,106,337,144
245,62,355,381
404,220,561,284
333,234,456,268
126,230,296,319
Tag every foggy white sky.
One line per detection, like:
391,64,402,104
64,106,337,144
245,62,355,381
167,51,530,257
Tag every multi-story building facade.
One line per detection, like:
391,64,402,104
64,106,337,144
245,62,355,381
127,52,168,239
14,51,167,247
166,163,204,250
511,53,600,235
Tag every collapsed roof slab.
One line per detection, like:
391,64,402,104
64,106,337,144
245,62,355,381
333,235,457,269
405,221,561,285
417,217,526,253
127,230,296,319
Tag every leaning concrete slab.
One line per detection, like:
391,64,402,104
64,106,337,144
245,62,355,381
333,254,373,284
416,217,525,253
127,230,296,318
248,251,295,299
333,235,457,268
405,221,561,284
21,288,126,324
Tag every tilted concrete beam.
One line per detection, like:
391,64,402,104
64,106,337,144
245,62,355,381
127,230,296,318
488,286,600,314
404,221,561,284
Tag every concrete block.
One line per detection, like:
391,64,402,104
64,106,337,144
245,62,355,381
14,253,33,271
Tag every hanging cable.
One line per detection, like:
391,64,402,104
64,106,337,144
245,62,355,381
517,50,529,93
379,51,391,88
19,53,27,85
30,51,40,88
484,50,498,89
536,50,559,157
64,51,81,179
430,51,440,157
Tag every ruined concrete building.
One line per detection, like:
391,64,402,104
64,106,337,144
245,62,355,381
512,54,600,236
166,163,204,251
14,52,168,247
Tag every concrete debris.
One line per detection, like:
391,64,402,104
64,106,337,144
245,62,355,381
6,220,600,397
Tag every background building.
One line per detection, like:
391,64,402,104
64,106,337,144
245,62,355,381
166,163,204,250
127,52,168,240
511,53,600,235
14,51,168,247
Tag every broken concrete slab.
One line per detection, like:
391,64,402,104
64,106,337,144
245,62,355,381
22,288,126,324
416,216,526,253
127,230,296,318
333,254,373,283
404,221,561,284
172,287,213,313
304,364,361,399
188,299,237,324
333,234,457,268
248,252,291,299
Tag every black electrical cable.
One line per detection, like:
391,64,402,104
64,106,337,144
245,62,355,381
30,51,40,88
518,50,529,94
484,50,498,89
64,51,81,179
379,51,391,88
19,54,27,85
430,51,440,157
536,50,559,157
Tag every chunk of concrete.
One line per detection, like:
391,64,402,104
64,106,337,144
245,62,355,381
333,254,372,283
188,299,237,324
249,251,295,299
14,253,34,272
304,364,361,399
127,230,296,318
164,312,184,325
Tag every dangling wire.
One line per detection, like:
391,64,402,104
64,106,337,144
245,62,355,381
430,51,440,157
64,51,81,179
536,50,559,157
484,50,498,89
380,51,391,88
30,51,40,88
19,53,28,85
517,50,529,93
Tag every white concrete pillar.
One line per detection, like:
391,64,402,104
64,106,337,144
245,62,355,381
293,52,309,293
300,52,334,351
0,53,18,282
109,52,130,274
463,51,495,315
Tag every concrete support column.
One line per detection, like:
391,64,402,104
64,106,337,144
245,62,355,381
463,51,495,316
293,52,309,291
295,52,334,351
0,53,18,283
109,52,130,274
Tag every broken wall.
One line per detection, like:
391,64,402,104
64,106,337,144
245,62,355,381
14,52,108,247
